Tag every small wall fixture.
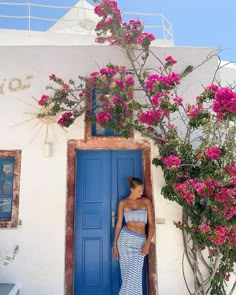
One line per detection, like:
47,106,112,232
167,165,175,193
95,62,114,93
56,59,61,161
155,217,166,224
44,142,53,157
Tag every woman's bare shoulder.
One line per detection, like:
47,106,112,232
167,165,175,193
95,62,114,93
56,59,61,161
119,199,127,206
143,197,152,205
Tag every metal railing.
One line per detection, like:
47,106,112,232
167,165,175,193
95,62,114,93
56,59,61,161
0,1,173,41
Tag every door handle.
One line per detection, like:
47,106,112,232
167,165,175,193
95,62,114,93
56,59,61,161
112,211,118,228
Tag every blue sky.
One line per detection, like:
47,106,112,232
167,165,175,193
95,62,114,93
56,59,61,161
0,0,235,61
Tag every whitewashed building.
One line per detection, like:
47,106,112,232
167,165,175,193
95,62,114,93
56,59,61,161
0,1,234,294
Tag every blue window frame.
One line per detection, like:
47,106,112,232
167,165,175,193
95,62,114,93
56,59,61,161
91,89,121,136
0,158,15,220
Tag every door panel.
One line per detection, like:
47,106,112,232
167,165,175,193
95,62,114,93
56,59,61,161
111,150,143,294
74,151,111,295
74,150,146,295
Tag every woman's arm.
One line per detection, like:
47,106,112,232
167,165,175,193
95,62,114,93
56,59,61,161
141,198,155,255
113,200,124,260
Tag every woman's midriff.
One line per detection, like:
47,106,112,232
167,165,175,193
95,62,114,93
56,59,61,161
125,222,146,235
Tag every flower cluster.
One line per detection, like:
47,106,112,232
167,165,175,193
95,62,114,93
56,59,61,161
138,109,164,125
186,103,203,118
57,112,74,127
96,111,112,126
204,146,221,160
136,32,156,48
38,94,49,106
226,163,236,176
81,64,135,131
145,72,180,92
200,84,236,120
174,179,197,205
164,55,177,67
199,224,236,247
173,175,236,225
213,87,236,119
37,73,85,127
94,0,122,22
94,0,155,49
162,155,181,170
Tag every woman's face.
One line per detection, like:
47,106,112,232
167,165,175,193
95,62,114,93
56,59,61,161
131,184,144,199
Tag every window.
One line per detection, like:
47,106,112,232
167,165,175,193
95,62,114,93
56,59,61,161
91,89,121,136
0,151,21,228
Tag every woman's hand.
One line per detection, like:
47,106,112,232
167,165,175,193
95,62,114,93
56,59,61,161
113,245,119,260
141,242,150,256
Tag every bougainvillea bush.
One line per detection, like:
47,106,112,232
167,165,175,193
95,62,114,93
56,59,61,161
38,1,236,294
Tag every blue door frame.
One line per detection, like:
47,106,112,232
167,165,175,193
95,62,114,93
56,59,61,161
74,150,147,295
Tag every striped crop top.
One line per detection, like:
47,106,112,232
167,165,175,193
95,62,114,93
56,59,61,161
124,209,148,224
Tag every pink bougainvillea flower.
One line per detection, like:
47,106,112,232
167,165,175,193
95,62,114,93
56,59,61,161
151,94,162,106
138,109,164,125
194,180,221,196
180,191,195,205
57,112,73,126
125,75,134,86
38,94,49,105
49,74,56,79
165,55,177,65
173,97,183,106
214,225,229,237
169,124,175,129
195,182,213,196
162,155,181,170
102,103,110,110
186,104,203,118
174,179,200,205
213,87,236,115
204,146,221,160
215,236,227,245
205,84,219,93
137,32,156,46
128,19,142,26
199,224,211,233
94,4,103,17
100,67,117,75
222,203,236,220
111,96,123,104
216,112,224,121
94,0,122,24
214,188,229,203
96,111,112,126
90,71,100,77
113,79,126,90
226,163,236,176
95,36,106,44
212,205,218,212
145,72,180,92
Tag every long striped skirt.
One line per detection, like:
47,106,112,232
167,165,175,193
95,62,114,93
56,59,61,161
117,227,146,295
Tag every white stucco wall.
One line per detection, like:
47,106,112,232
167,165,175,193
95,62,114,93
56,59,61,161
0,29,173,47
219,61,236,86
1,44,232,295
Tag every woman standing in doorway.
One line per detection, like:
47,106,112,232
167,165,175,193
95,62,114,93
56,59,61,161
113,176,155,295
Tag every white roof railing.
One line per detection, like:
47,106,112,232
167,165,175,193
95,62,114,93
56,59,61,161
0,1,173,41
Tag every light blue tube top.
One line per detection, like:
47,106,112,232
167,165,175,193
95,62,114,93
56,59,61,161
124,209,147,224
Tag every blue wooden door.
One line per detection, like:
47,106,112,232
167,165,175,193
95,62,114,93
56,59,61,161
74,150,146,295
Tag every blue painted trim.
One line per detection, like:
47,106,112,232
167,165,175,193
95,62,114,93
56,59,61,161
91,89,121,137
0,158,15,220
